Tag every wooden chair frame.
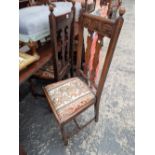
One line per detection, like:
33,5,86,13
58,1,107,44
43,6,125,145
48,3,75,81
77,7,125,123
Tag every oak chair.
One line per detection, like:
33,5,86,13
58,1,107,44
43,7,125,145
33,4,75,82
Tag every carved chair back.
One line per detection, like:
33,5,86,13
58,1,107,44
76,8,125,120
49,4,75,81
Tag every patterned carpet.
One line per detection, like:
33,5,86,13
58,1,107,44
19,0,135,154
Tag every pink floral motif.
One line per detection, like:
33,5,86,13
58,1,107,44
44,77,96,122
88,5,108,82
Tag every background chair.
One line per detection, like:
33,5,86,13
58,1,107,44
43,7,125,145
30,3,75,95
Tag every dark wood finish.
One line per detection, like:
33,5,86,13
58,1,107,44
77,6,125,122
31,3,75,83
47,3,75,81
19,42,52,85
43,7,125,145
19,0,29,9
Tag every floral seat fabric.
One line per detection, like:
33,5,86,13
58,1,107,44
44,77,96,123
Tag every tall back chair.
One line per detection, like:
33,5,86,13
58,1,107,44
49,5,75,81
43,7,125,145
77,6,125,121
34,4,75,82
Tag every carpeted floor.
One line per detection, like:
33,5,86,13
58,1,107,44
19,0,135,154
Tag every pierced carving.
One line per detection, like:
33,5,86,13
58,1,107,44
82,14,114,38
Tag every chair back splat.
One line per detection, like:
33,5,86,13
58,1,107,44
49,3,75,81
76,7,125,121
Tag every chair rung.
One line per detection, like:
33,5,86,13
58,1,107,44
67,117,95,139
79,117,95,129
73,119,81,129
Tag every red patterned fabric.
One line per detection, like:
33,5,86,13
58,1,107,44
88,4,108,82
44,77,96,123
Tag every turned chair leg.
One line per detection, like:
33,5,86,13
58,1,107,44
94,103,99,122
60,125,68,145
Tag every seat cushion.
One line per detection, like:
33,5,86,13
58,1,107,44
44,77,96,123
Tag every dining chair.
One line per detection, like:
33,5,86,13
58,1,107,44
43,7,125,145
33,3,75,83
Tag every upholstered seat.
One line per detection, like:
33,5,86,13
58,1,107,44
44,77,96,123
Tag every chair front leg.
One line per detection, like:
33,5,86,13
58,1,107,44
60,125,68,145
94,102,99,122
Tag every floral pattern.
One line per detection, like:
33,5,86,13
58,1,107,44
44,77,96,122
